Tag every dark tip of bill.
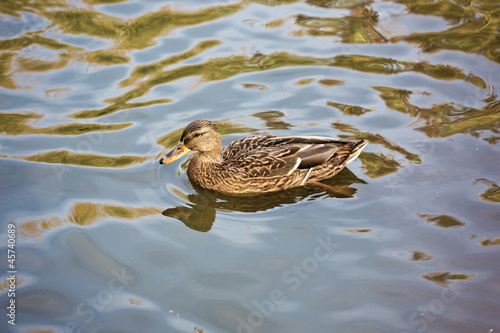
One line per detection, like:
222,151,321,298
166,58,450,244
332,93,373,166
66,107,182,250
159,158,164,164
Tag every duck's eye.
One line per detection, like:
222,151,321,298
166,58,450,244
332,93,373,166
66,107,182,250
193,132,202,138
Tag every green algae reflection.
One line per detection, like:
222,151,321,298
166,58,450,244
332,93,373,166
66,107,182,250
2,0,499,94
119,40,222,87
38,2,244,50
23,150,147,167
72,52,486,119
423,271,477,287
0,1,244,89
0,53,17,89
418,213,466,228
0,112,131,136
331,120,422,163
393,0,500,63
294,7,387,44
18,202,162,240
327,101,373,117
474,178,500,203
302,0,500,63
374,86,500,141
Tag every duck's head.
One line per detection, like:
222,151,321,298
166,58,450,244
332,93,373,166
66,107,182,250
159,119,222,164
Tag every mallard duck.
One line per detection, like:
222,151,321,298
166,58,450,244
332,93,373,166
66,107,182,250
159,119,368,195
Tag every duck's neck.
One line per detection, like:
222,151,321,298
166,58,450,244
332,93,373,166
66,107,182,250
196,148,222,164
188,149,223,187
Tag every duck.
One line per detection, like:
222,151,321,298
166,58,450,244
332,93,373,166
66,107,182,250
159,119,368,195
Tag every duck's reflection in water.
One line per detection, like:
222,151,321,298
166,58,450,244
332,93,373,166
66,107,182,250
162,168,366,232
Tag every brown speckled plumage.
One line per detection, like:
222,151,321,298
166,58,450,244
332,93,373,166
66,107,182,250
160,119,368,195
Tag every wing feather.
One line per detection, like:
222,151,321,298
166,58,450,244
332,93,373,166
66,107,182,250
221,135,356,178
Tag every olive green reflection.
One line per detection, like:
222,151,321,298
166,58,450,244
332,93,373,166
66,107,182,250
343,229,372,233
358,152,401,178
0,32,128,77
42,3,243,49
0,112,131,136
73,98,172,119
163,168,366,232
330,120,420,178
306,0,364,9
0,32,79,52
16,54,70,72
0,2,244,89
87,50,130,65
319,79,345,86
418,213,466,228
83,0,127,5
252,111,293,130
23,150,147,167
120,40,221,87
474,178,500,203
374,87,500,140
327,101,373,117
18,202,162,239
73,52,485,119
294,78,316,86
251,0,300,5
0,52,17,89
423,272,477,287
295,6,387,44
393,0,500,63
411,251,434,261
242,83,269,91
480,238,500,247
2,0,499,96
303,0,500,63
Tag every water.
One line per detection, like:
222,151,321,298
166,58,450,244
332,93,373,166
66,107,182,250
1,0,500,332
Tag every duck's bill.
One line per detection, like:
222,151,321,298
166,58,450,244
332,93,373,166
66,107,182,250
159,142,191,164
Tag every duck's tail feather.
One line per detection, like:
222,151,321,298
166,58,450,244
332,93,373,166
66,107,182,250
345,139,369,164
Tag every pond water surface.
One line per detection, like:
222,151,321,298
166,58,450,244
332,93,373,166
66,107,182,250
1,0,500,332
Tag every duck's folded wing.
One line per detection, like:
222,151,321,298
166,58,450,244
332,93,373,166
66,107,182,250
227,138,353,177
222,135,356,159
